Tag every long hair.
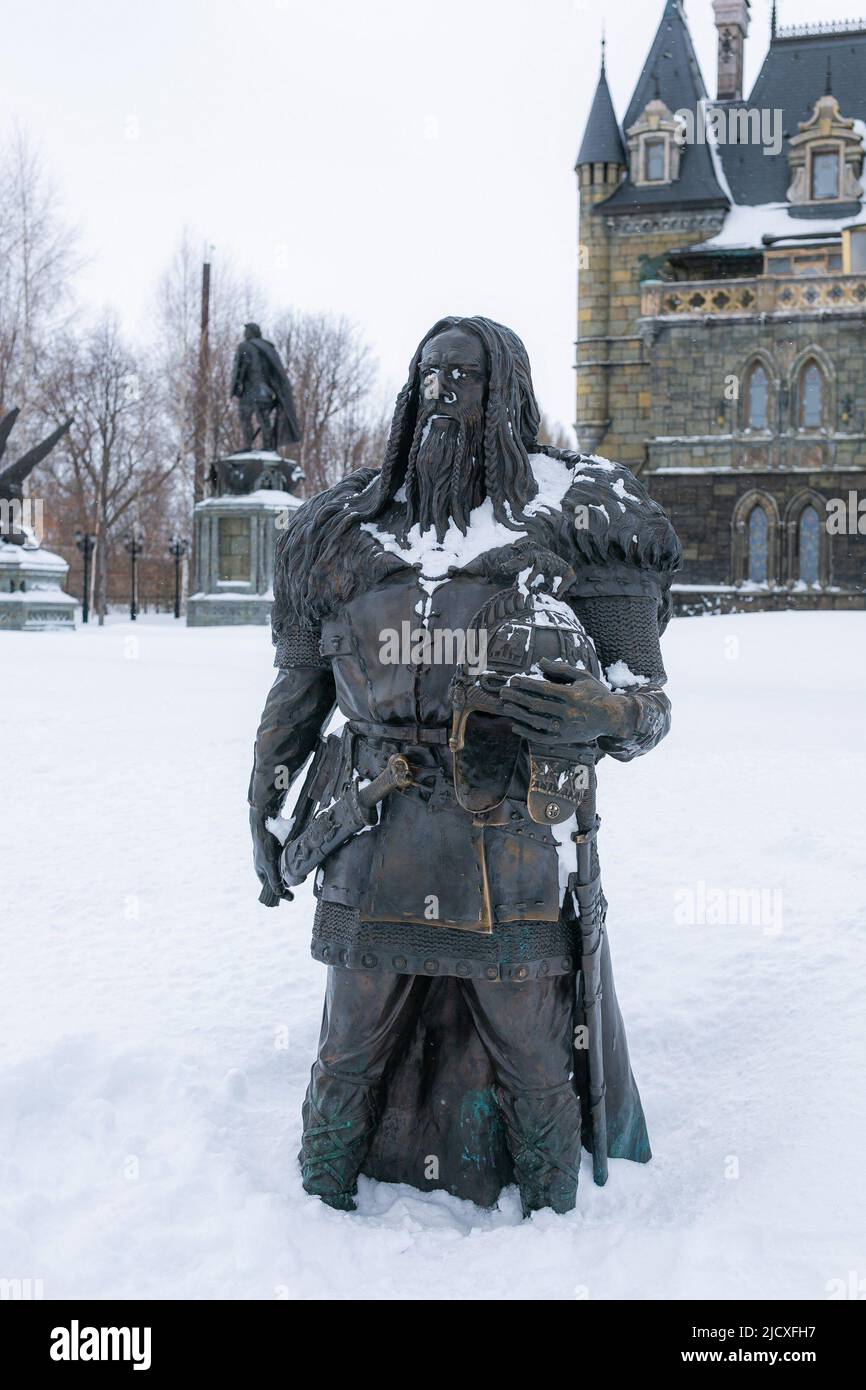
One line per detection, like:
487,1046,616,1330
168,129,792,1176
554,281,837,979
273,316,543,628
351,315,540,527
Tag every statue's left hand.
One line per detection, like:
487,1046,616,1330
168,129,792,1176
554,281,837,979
499,657,636,748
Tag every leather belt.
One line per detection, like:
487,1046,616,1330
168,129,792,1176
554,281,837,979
348,719,451,747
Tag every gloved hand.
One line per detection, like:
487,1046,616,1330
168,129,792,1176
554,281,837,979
499,658,637,748
250,806,294,904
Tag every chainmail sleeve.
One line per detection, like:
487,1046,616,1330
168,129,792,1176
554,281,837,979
572,595,667,683
572,594,671,762
273,624,330,671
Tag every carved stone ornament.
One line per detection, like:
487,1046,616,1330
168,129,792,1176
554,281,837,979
786,94,865,204
626,98,683,187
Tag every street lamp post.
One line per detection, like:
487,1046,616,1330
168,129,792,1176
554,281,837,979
168,536,188,619
74,530,97,624
123,529,144,622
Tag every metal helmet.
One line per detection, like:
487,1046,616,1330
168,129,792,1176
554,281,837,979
448,584,600,822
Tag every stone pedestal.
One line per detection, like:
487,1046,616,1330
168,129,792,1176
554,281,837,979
0,542,77,630
187,460,303,626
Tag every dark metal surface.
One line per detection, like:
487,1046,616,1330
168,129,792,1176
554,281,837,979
231,323,301,452
249,316,676,1213
0,409,71,546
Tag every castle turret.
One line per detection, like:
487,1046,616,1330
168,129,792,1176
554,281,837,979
575,39,626,453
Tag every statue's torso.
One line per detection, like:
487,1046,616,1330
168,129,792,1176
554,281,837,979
321,569,505,726
314,564,569,937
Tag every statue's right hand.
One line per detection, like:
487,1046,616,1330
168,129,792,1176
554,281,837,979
250,806,293,903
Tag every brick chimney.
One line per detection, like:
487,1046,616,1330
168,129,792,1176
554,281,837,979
712,0,751,101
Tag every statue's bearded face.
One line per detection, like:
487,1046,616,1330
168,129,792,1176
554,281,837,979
408,327,489,539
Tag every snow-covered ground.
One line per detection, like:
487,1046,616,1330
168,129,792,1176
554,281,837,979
1,611,864,1301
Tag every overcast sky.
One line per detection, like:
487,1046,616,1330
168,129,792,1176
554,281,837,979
2,0,820,430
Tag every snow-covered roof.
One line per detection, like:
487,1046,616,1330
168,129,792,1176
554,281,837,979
589,6,866,244
696,197,866,252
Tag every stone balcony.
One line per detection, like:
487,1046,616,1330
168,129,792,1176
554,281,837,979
641,273,866,320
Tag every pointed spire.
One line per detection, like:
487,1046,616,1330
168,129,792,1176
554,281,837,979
575,35,626,169
623,0,709,134
771,1,777,39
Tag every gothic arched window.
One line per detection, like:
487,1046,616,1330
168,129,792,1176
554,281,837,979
747,506,770,583
745,362,769,429
797,506,820,585
798,360,825,430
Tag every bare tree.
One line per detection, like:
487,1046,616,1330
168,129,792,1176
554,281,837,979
537,413,577,451
153,235,267,482
0,128,80,420
153,248,388,504
272,310,382,493
34,316,179,623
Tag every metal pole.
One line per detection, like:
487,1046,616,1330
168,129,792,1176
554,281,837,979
168,537,187,620
76,532,95,624
193,259,211,507
82,542,90,624
124,531,142,622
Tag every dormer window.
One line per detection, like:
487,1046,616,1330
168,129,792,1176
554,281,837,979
644,138,666,182
787,94,864,205
810,149,840,200
626,98,681,187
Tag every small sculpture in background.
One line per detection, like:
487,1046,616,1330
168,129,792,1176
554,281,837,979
231,323,301,453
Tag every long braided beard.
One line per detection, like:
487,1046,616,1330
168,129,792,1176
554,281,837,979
404,403,485,541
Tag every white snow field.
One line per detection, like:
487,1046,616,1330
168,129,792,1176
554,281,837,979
1,611,864,1301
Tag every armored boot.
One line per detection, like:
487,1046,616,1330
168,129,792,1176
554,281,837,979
497,1084,582,1217
299,1084,378,1212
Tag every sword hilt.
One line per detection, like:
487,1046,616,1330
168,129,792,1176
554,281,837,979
357,754,414,810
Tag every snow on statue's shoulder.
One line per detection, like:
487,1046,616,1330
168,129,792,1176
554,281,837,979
523,451,582,516
539,448,650,518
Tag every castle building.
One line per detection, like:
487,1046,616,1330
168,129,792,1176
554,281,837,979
575,1,866,612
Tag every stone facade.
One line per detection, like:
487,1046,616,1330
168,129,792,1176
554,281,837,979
577,200,727,466
574,3,866,613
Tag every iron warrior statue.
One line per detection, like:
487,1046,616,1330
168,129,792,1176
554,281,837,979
231,323,301,453
249,316,681,1216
